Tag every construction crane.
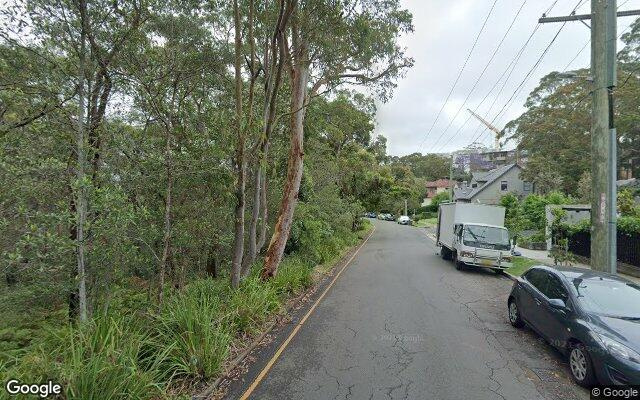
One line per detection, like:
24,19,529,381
466,109,504,150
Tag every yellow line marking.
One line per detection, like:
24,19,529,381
239,226,376,400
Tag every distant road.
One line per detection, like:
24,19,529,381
228,219,588,400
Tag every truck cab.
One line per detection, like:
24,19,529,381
452,223,512,270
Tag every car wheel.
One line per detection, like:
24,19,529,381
507,299,524,328
440,247,449,260
568,343,597,387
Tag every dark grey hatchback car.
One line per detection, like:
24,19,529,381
507,266,640,387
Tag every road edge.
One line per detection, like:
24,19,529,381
237,225,376,399
196,224,376,400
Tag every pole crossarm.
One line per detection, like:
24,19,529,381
539,9,640,23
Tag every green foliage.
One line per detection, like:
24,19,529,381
1,315,165,400
271,257,314,297
549,238,576,267
500,193,525,238
153,280,231,382
618,188,640,217
390,153,450,181
618,216,640,234
505,257,538,277
431,192,451,208
228,276,281,334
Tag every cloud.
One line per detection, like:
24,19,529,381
374,0,632,156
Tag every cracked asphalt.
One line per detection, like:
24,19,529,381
226,219,590,400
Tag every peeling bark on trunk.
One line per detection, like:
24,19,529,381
261,27,309,279
230,0,245,289
257,154,269,252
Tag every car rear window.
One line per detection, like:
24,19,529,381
571,278,640,318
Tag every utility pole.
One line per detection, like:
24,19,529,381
404,199,408,216
591,0,617,273
449,153,455,199
539,2,640,273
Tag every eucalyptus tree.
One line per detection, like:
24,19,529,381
261,0,413,278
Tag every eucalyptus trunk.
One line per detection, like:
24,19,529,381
261,29,309,279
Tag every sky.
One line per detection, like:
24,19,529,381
374,0,638,156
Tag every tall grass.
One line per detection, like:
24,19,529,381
1,227,364,398
152,279,231,382
271,256,313,296
1,315,165,400
228,275,281,334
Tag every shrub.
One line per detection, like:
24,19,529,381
1,315,165,400
228,276,281,334
153,281,231,382
271,257,313,297
618,216,640,235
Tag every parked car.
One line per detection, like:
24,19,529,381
384,213,395,221
397,215,411,225
507,266,640,387
364,212,377,218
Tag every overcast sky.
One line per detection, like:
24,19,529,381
375,0,638,156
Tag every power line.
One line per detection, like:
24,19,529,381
563,2,634,72
427,0,529,151
416,0,499,150
478,0,634,146
434,0,561,152
471,0,585,147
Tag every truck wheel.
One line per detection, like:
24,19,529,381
454,253,465,270
440,247,449,260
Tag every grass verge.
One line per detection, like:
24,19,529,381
0,222,373,400
504,256,538,277
415,218,437,228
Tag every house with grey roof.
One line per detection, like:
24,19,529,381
453,163,533,205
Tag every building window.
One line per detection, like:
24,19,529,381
500,180,508,191
523,182,532,192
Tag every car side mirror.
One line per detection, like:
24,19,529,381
548,298,568,311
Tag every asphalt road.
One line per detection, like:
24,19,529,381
227,219,589,400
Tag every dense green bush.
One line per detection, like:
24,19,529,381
1,315,165,400
501,192,573,232
153,280,232,382
414,211,437,221
271,257,314,297
0,219,368,399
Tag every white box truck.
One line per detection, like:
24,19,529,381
436,202,512,272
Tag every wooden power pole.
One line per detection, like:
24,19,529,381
539,2,640,273
590,0,617,273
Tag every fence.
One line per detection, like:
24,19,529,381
553,228,640,269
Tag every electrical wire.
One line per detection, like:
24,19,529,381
416,0,500,150
426,0,529,151
433,0,561,152
470,0,586,147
